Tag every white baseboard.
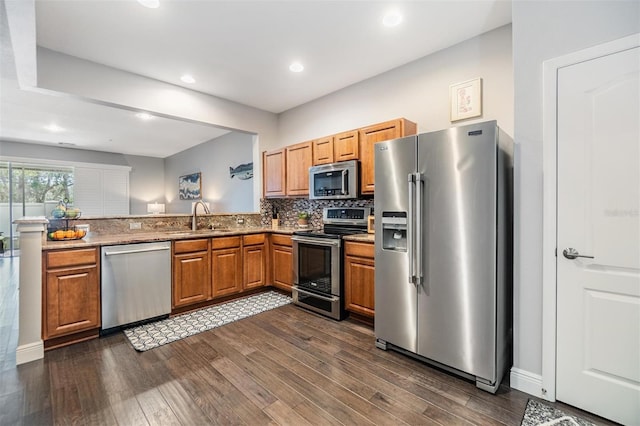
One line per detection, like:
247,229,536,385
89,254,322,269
16,341,44,365
510,367,544,398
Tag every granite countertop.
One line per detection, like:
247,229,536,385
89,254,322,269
343,233,375,243
42,226,298,250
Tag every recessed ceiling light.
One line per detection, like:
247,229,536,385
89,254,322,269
137,0,159,9
289,62,304,73
136,112,154,120
44,124,64,132
382,11,402,27
180,74,196,84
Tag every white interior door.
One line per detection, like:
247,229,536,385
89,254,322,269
557,46,639,425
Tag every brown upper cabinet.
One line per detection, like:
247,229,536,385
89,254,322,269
312,130,359,165
333,130,359,162
263,148,286,197
312,136,334,165
285,141,313,196
359,118,417,194
264,118,416,198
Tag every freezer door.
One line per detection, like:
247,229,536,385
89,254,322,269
374,135,418,352
416,122,498,383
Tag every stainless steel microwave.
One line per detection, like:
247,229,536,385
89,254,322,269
309,160,359,200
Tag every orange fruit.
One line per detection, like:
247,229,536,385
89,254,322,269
54,230,65,240
65,230,75,239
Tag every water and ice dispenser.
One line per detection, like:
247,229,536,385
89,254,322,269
381,212,407,252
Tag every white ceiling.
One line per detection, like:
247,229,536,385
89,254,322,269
0,0,512,158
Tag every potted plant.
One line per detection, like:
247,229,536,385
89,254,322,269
297,212,310,227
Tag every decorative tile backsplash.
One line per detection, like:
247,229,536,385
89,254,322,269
50,199,374,235
59,213,262,235
260,198,374,229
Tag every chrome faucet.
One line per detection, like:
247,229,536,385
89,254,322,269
192,200,211,231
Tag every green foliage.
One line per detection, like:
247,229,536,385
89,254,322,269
0,164,73,203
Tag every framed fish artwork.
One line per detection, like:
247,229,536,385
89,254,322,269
229,162,253,180
179,172,202,200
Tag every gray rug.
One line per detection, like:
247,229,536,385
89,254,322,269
124,291,292,351
521,399,595,426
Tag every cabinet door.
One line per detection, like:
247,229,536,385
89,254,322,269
344,255,375,317
334,130,359,162
312,136,334,165
286,141,313,196
45,265,100,339
263,149,286,197
173,251,211,308
243,244,266,289
272,244,293,291
359,118,417,194
212,247,243,298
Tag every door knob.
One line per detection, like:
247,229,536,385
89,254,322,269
563,248,594,260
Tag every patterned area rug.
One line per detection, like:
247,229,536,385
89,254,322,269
521,400,595,426
124,291,292,351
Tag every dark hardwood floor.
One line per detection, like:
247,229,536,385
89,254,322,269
0,257,616,425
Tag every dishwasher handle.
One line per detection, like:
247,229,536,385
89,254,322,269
103,246,170,256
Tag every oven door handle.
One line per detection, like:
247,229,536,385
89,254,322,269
291,236,341,247
293,286,339,302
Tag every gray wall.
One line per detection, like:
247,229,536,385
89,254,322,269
511,0,639,378
164,131,254,214
278,25,514,144
0,140,129,165
124,154,165,214
0,140,154,214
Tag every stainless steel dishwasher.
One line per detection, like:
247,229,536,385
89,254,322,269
101,241,171,333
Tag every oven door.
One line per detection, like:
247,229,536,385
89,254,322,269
291,235,342,319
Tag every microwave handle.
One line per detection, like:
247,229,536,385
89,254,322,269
341,169,347,195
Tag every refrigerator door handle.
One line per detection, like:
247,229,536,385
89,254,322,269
407,174,416,284
414,172,424,285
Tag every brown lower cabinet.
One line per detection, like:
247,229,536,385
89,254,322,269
270,234,293,292
173,239,211,308
43,247,101,346
344,241,375,318
211,236,243,298
174,234,270,309
243,234,267,290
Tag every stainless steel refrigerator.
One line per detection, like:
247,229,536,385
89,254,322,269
374,120,513,393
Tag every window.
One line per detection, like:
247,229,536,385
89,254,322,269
0,160,129,256
0,162,74,256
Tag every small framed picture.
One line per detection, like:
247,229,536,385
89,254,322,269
179,172,202,200
450,78,482,122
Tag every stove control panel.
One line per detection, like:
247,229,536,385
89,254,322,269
323,207,371,225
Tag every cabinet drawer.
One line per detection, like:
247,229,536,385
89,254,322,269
174,239,209,254
243,233,265,246
212,236,241,250
47,248,98,269
344,241,374,259
271,234,292,247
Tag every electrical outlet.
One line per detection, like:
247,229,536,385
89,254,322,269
237,218,245,225
129,222,142,230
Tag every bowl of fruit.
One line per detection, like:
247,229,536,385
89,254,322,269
47,227,87,241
